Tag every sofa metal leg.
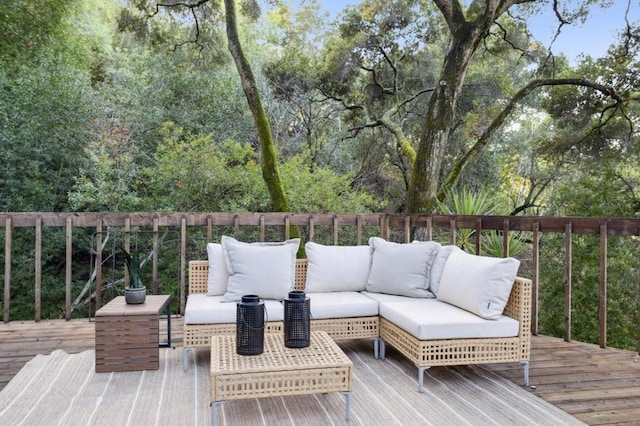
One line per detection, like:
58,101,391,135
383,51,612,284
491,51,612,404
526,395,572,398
211,401,225,426
373,338,380,359
521,360,530,387
378,339,386,360
340,391,352,422
182,347,193,372
418,366,430,393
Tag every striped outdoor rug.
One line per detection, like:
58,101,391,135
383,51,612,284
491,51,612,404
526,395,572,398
0,339,584,426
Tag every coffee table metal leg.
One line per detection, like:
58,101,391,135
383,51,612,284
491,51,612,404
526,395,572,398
340,392,352,422
211,401,225,426
182,347,192,371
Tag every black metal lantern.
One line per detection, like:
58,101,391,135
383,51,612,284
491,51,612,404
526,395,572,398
284,290,311,348
236,295,265,355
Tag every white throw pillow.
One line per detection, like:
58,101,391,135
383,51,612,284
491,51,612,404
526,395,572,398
304,242,372,292
437,246,520,320
365,237,440,298
429,244,456,296
206,243,230,296
221,236,300,302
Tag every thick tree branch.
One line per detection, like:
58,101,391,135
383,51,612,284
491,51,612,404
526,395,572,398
151,1,210,51
437,78,632,201
360,65,393,96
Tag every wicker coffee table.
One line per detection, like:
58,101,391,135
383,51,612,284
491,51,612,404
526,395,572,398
210,331,353,426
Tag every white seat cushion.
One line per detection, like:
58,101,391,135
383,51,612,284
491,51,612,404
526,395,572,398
307,292,379,319
361,291,426,304
184,294,285,324
380,299,519,340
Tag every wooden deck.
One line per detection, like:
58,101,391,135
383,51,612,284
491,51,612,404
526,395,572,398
1,318,639,425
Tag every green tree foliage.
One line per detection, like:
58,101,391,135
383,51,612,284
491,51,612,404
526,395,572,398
537,160,640,350
266,0,444,211
1,0,118,320
262,1,346,172
138,122,379,213
1,0,80,62
0,0,118,211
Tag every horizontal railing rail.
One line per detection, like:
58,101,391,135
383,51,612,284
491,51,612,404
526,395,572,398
1,212,639,352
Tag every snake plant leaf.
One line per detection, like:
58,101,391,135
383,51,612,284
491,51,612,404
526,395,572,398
122,246,145,289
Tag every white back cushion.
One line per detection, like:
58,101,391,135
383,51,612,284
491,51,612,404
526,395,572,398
305,242,372,292
221,236,300,302
429,244,456,296
437,247,520,320
365,237,439,298
206,243,230,296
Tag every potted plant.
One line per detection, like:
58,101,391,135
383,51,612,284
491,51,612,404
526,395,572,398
122,246,147,304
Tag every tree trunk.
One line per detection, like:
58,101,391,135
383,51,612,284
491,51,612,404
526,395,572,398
406,0,513,213
407,26,480,213
224,0,291,213
223,0,301,247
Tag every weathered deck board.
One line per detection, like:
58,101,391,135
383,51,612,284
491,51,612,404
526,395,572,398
1,320,639,425
485,335,640,425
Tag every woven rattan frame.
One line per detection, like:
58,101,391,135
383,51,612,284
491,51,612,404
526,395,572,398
210,331,352,401
185,257,531,378
379,277,532,368
311,317,379,339
184,259,379,349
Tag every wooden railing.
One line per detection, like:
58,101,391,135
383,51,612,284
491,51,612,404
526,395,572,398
1,212,639,351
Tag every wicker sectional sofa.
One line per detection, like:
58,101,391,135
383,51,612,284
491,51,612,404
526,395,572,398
183,237,532,392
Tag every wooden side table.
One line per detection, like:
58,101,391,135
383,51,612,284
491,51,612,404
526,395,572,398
95,295,171,373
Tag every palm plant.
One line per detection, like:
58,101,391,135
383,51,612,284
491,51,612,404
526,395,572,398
437,188,499,252
438,187,529,256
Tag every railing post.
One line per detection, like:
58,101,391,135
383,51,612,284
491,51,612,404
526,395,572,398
309,216,315,242
355,215,361,245
638,225,640,355
259,215,265,242
333,215,339,245
153,216,159,295
449,218,456,246
207,215,213,243
475,218,482,255
532,222,540,335
124,216,131,287
284,215,291,240
380,215,389,240
599,222,608,348
503,219,510,257
65,216,72,320
180,216,187,315
233,215,239,239
95,218,103,311
35,215,42,322
404,216,411,243
564,222,572,342
4,217,12,323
